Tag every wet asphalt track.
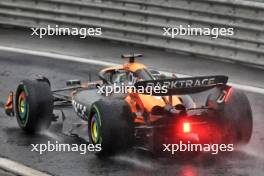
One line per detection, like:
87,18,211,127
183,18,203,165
0,51,264,176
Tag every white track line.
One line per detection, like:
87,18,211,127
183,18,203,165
0,45,264,95
0,46,118,67
0,157,51,176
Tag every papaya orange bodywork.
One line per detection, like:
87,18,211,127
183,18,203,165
102,60,184,123
101,62,146,73
4,92,15,116
125,93,182,123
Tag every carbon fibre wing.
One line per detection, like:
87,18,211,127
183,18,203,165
134,75,228,95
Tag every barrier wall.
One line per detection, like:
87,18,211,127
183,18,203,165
0,0,263,66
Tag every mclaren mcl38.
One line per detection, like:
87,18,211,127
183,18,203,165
5,54,253,156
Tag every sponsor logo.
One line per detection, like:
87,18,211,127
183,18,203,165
147,78,216,89
72,100,88,119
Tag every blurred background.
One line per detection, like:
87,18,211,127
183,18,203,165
0,0,263,67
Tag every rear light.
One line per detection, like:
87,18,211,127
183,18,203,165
183,122,191,133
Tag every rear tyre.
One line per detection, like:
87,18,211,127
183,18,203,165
89,99,134,157
15,79,53,133
208,89,253,144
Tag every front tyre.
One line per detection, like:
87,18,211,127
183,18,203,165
89,100,134,157
15,79,53,133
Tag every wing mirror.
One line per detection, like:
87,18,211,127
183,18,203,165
66,79,81,86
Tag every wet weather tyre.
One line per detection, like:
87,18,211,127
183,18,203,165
219,89,253,144
89,99,134,157
15,79,53,133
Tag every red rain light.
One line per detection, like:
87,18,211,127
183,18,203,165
183,122,191,133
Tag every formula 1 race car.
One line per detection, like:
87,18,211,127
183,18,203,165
4,54,253,156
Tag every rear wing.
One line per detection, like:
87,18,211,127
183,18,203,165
134,75,228,96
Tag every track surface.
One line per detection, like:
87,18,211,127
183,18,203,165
0,51,264,176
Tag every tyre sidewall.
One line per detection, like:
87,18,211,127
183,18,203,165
88,99,134,156
15,80,53,133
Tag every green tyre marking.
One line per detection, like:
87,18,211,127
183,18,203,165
91,104,103,144
19,86,30,127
